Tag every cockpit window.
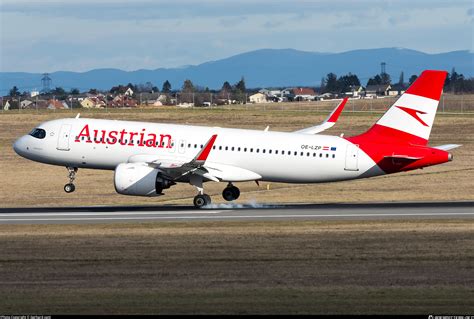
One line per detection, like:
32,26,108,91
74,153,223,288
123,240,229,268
29,128,46,139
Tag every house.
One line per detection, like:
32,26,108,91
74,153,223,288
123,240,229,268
249,92,267,104
291,87,317,101
281,88,293,97
47,99,68,109
124,87,134,96
80,97,96,108
365,84,391,97
20,99,33,109
80,96,106,108
317,92,335,100
108,95,138,108
34,100,49,109
388,84,406,96
345,85,364,98
259,89,282,97
3,100,11,110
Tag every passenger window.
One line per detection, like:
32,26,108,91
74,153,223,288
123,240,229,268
194,144,197,148
238,147,241,151
231,147,234,151
225,146,228,151
256,149,259,153
250,148,253,152
332,154,335,158
219,146,222,150
294,151,297,156
244,148,247,152
326,153,329,158
307,152,310,157
319,153,322,158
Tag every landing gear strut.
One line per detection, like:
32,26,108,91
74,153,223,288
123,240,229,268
222,183,240,201
190,175,211,208
64,167,77,193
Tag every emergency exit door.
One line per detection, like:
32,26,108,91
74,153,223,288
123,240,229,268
344,144,359,171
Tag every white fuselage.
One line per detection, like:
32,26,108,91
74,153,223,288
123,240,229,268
13,118,382,184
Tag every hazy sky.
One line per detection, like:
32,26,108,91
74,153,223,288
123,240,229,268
1,0,472,72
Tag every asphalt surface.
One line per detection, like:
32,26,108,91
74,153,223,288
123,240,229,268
0,201,472,224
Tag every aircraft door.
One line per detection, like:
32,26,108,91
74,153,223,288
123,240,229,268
57,124,72,151
344,144,359,171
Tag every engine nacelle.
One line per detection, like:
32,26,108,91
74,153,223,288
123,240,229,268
114,163,175,196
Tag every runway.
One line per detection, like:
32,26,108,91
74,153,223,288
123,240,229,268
0,201,472,224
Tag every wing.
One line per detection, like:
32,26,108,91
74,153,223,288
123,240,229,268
127,134,261,183
293,98,348,134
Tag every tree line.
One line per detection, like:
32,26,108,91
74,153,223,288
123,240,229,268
320,68,473,94
6,68,474,99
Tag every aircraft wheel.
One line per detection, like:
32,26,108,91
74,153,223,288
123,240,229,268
64,183,75,193
230,186,240,200
222,186,240,201
194,194,211,208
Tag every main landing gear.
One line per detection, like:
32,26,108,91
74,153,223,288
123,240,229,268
193,194,211,208
189,177,241,209
222,183,240,201
190,175,211,208
64,167,78,193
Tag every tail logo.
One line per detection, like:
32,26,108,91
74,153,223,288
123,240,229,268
395,106,429,127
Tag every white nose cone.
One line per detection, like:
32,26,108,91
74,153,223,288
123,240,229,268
13,136,28,157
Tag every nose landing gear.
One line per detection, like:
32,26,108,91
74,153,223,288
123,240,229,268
64,167,78,193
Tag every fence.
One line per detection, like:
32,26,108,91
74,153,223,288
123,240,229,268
1,93,474,114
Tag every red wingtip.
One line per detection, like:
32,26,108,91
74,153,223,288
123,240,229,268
405,70,447,101
327,98,348,123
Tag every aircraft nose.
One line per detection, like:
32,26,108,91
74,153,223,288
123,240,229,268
13,136,29,157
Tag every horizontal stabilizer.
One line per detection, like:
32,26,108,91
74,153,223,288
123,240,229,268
384,155,422,161
433,144,462,151
294,98,348,134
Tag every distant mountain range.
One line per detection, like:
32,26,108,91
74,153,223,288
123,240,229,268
1,48,472,94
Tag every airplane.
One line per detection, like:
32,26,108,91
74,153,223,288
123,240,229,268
13,70,460,208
